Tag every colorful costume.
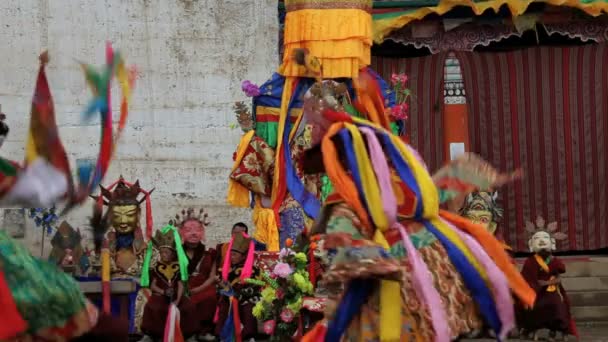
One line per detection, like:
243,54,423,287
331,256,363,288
294,79,536,341
140,225,198,339
520,217,577,339
92,177,154,331
0,230,97,341
215,232,261,341
93,177,153,278
173,208,218,337
227,0,401,252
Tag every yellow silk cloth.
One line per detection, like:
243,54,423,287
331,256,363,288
534,254,557,292
279,8,372,79
226,130,255,208
252,197,280,252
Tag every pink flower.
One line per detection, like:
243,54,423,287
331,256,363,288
241,80,260,97
273,262,293,278
391,73,409,86
390,103,409,120
263,320,276,334
280,308,295,323
276,289,285,299
278,247,294,259
390,73,400,85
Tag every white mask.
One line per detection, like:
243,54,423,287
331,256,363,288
529,231,555,253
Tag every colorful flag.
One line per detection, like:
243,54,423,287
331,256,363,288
0,54,71,207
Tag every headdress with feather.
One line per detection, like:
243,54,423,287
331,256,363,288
170,208,210,228
90,176,154,240
525,216,567,252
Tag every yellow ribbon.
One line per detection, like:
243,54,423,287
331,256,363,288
352,118,487,279
345,123,388,230
344,123,399,341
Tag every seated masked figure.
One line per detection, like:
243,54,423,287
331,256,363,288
520,217,576,341
93,177,155,331
48,220,90,275
172,208,217,339
140,225,198,341
298,79,535,341
215,232,261,341
93,177,152,278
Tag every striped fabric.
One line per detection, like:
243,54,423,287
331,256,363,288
456,45,608,251
371,54,447,172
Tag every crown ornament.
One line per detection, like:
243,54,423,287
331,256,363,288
92,176,154,206
151,228,177,250
170,208,211,227
525,216,567,241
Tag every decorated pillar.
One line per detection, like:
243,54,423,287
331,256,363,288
443,53,470,162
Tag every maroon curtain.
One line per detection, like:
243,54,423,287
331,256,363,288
371,54,447,172
457,45,608,251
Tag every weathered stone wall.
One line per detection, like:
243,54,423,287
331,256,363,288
0,0,278,255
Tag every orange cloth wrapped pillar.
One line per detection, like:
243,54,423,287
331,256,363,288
279,0,373,79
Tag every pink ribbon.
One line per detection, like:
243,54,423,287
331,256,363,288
360,127,449,341
222,232,255,282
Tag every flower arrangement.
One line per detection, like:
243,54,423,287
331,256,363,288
388,73,411,121
251,239,314,340
27,206,59,234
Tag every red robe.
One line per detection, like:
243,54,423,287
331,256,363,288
520,255,577,335
185,243,218,335
141,262,199,339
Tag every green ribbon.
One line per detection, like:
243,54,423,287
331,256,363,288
140,224,189,287
0,157,17,176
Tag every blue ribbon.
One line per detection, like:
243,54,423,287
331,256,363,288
326,278,374,341
375,129,424,219
282,80,321,218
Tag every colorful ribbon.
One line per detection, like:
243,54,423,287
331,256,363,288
78,42,134,202
358,126,449,341
446,219,514,340
322,117,505,337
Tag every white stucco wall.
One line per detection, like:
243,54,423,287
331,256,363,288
0,0,278,255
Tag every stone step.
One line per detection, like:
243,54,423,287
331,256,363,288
562,260,608,278
514,257,608,278
562,277,608,292
568,291,608,307
571,305,608,321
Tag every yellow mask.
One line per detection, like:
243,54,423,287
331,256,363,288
110,204,140,234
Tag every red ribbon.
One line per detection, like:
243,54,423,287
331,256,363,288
231,297,242,342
